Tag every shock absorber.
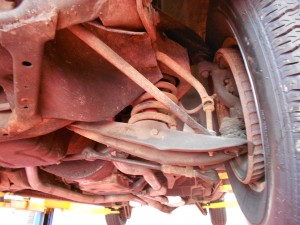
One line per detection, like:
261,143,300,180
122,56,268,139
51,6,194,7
128,74,179,129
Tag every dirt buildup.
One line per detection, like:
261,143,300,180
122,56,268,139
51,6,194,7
219,117,246,138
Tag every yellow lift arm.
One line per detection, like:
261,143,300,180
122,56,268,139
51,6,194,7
202,201,239,209
0,192,119,215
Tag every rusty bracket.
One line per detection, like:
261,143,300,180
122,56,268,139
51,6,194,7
197,61,240,109
0,0,121,137
0,11,58,136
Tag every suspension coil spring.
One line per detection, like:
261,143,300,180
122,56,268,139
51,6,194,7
128,74,179,129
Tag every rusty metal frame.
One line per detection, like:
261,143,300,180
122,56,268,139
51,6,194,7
0,11,58,135
0,0,235,211
0,0,111,137
68,24,211,135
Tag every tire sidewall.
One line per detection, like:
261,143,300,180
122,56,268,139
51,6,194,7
207,0,298,224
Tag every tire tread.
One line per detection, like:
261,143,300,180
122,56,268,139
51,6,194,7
209,208,227,225
105,214,126,225
254,0,300,223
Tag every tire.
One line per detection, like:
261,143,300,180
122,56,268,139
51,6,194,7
207,0,300,224
209,208,227,225
105,214,127,225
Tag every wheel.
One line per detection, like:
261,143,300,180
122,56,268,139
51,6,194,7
207,0,300,224
105,214,127,225
209,208,227,225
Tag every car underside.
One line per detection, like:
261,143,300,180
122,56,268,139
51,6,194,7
0,1,299,225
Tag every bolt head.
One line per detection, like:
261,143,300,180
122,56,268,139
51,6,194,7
151,128,159,135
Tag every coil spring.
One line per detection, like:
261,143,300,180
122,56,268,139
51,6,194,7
128,75,178,129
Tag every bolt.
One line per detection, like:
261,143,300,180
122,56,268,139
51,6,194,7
150,128,159,135
137,190,147,196
200,70,210,78
208,152,214,157
20,98,28,103
116,151,126,157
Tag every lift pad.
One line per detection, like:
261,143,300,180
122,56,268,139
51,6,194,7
218,172,229,180
219,184,232,192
